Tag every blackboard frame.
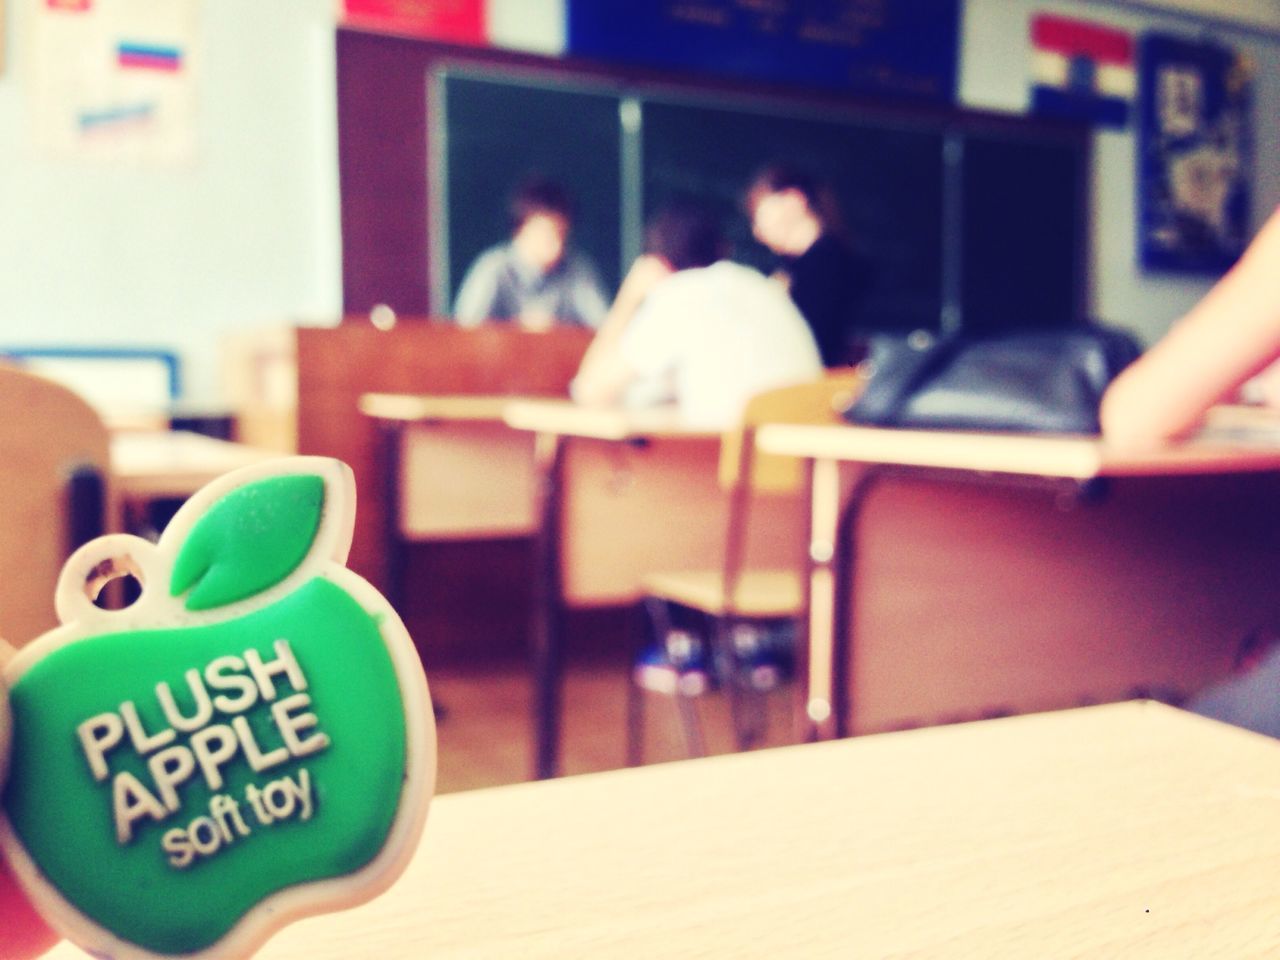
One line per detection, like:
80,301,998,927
338,28,1091,333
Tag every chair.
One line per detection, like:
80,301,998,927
626,369,864,763
0,366,111,648
0,346,180,430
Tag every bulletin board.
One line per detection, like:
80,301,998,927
1137,32,1253,275
28,0,199,164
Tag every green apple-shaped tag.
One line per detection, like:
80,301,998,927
0,457,435,960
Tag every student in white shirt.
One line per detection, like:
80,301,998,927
572,201,823,429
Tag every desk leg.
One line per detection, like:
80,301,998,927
531,431,566,780
801,460,876,742
377,422,407,614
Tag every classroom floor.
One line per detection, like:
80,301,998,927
397,541,798,793
428,654,798,794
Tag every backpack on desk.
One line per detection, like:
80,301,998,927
845,326,1142,435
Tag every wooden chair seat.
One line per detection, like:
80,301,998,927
0,366,111,648
641,569,803,619
628,369,864,764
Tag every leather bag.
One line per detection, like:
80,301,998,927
845,327,1142,435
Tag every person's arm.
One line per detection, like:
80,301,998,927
1100,207,1280,445
0,639,60,959
571,255,672,406
452,249,504,328
564,255,612,330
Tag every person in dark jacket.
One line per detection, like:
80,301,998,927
746,163,872,366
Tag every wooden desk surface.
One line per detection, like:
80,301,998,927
110,430,278,500
755,420,1280,478
358,393,521,424
503,398,719,441
46,701,1280,958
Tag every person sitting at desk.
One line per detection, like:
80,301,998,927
1101,205,1280,739
571,200,823,429
746,163,872,367
1100,204,1280,445
453,175,610,331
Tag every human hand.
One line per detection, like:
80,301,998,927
517,307,555,332
0,850,58,960
2,639,58,959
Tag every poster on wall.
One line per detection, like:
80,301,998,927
340,0,560,54
568,0,960,104
29,0,199,164
340,0,484,46
1137,32,1253,275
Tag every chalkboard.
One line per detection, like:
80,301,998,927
440,73,623,310
960,133,1084,333
641,99,944,334
436,69,1087,337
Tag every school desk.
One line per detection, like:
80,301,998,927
45,700,1280,958
358,393,539,614
293,324,591,589
754,420,1280,742
503,399,806,780
110,430,278,503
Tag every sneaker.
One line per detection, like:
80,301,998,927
634,629,713,696
729,622,795,691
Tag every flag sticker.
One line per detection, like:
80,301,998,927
78,103,156,134
1030,14,1134,129
117,42,183,72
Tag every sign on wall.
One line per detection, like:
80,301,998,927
1137,32,1253,275
29,0,199,164
340,0,484,46
567,0,959,103
1029,13,1134,129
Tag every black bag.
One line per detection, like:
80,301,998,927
845,327,1142,435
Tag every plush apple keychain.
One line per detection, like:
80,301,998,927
0,457,435,960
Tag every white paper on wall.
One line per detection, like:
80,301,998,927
28,0,199,164
486,0,564,56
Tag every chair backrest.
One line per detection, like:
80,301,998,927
719,368,865,491
0,366,111,647
0,346,180,428
720,368,865,612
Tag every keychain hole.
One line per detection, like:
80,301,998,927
85,555,145,609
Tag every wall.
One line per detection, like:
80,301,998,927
0,0,1276,409
961,0,1280,344
0,0,341,406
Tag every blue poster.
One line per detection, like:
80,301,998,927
1137,32,1253,275
567,0,959,104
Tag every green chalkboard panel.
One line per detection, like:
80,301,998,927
961,133,1084,332
640,99,945,334
436,67,1087,337
441,73,623,309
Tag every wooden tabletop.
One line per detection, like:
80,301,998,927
358,393,523,424
503,398,720,441
110,430,278,500
44,701,1280,958
755,420,1280,479
356,394,725,441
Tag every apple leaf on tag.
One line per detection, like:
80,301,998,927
170,474,325,610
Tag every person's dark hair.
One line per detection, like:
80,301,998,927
643,200,724,271
745,162,845,235
509,175,575,230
